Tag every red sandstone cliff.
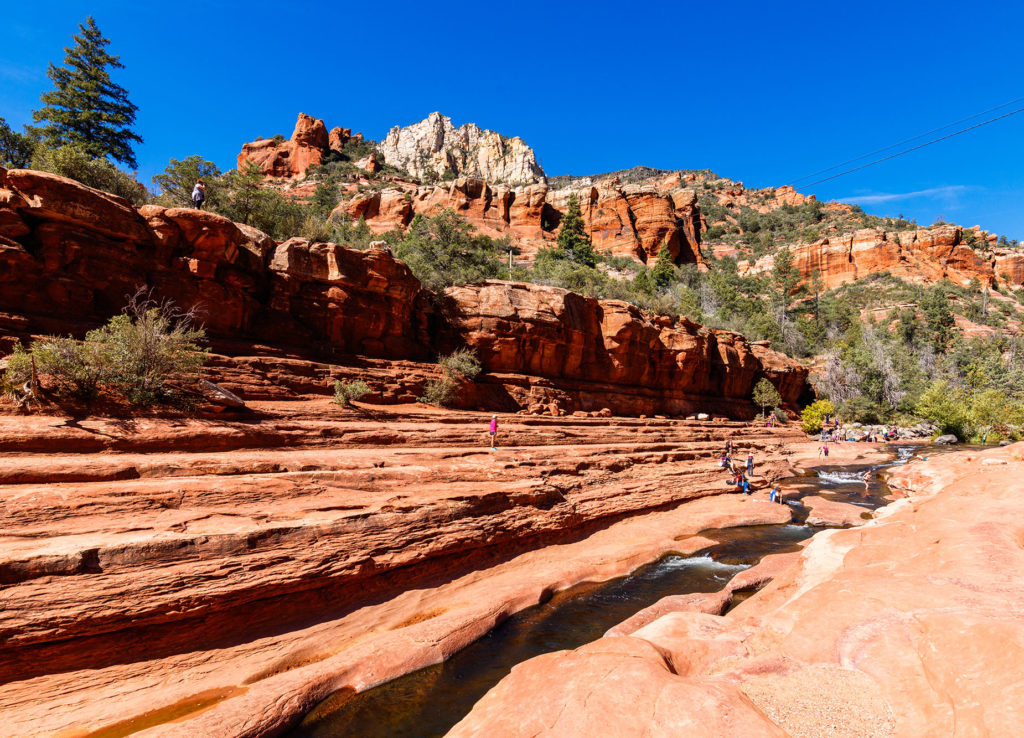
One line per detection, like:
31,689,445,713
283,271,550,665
339,176,704,264
0,166,805,417
737,224,1024,289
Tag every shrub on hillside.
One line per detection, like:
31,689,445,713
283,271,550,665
800,399,835,433
32,144,148,205
333,379,370,407
439,348,481,380
419,377,456,407
393,210,505,291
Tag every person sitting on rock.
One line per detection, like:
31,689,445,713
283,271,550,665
192,179,206,210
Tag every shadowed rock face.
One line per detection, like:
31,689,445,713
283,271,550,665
0,166,806,417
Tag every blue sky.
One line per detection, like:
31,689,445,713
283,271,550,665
2,0,1022,239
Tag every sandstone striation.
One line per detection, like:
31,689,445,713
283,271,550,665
0,166,804,417
378,111,546,186
0,403,802,737
449,444,1024,737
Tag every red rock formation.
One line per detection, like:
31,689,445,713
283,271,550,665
0,412,800,736
237,113,330,178
738,224,1024,290
447,281,807,416
0,167,803,417
338,178,705,264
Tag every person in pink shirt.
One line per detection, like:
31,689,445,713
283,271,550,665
488,414,498,450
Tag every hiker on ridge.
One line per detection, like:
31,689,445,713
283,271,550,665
192,179,206,209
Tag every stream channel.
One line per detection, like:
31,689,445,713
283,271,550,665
291,444,928,738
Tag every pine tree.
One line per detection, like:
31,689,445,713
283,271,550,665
556,193,596,267
649,240,677,290
33,17,142,168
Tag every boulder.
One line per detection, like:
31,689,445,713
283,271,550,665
934,434,959,445
4,169,152,244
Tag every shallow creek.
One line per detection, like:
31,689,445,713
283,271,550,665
290,444,931,738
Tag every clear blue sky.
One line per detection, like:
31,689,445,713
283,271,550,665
2,0,1022,239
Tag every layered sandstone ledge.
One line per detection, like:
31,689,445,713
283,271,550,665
450,443,1024,737
0,166,805,418
0,402,804,737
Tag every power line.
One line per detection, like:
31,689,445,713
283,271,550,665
791,105,1024,191
786,95,1024,187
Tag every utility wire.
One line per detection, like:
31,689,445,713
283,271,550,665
790,105,1024,190
786,95,1024,187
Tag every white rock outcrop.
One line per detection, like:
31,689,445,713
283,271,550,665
378,112,546,186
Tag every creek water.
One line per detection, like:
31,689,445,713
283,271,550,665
290,444,927,738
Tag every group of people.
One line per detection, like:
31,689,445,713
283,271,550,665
820,425,900,446
719,440,785,504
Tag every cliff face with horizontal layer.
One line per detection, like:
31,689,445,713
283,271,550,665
737,224,1024,289
0,166,804,417
340,173,704,264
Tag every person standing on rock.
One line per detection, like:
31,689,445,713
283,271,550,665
192,179,206,210
725,439,733,457
746,452,754,477
487,414,498,450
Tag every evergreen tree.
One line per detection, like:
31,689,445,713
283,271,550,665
920,285,954,351
556,193,596,267
0,117,36,168
649,240,677,290
33,17,142,168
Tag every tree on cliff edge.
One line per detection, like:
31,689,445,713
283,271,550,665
33,17,142,168
557,193,596,267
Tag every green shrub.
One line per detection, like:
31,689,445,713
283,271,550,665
3,342,33,389
439,348,481,380
392,210,505,291
90,305,206,405
800,399,835,433
333,379,370,407
419,377,456,407
31,144,148,205
32,336,107,399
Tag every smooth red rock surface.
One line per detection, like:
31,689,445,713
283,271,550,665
450,444,1024,737
0,403,800,736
